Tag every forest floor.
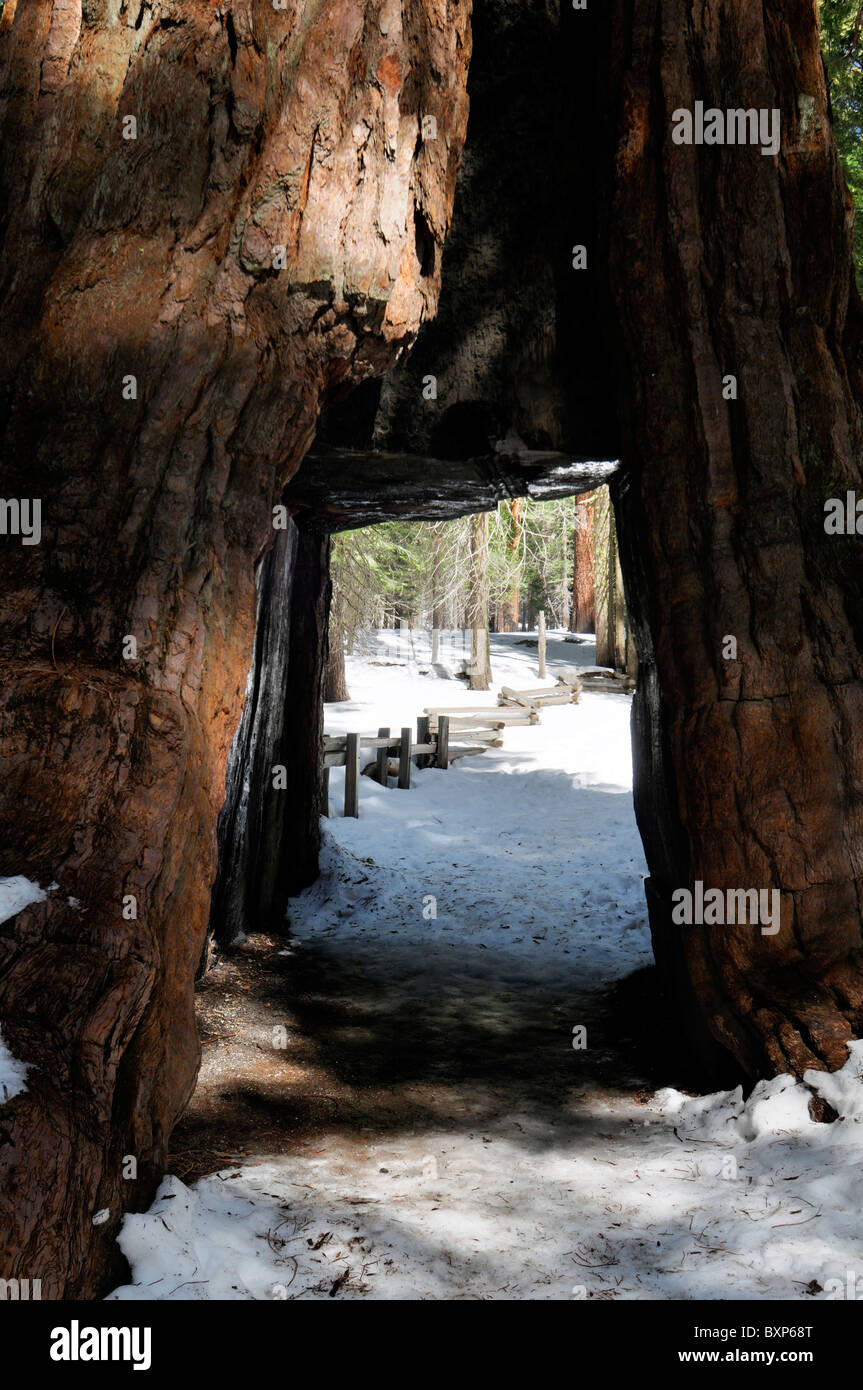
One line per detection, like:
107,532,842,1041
106,633,863,1301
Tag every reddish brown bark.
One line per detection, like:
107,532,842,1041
605,0,863,1080
571,491,595,632
0,0,469,1296
3,0,862,1304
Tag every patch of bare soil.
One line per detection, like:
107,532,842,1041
171,934,705,1185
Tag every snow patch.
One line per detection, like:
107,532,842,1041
0,875,47,925
109,1174,292,1301
0,1030,29,1104
108,634,863,1300
0,877,45,1104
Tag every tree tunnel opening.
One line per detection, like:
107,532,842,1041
182,492,716,1229
201,0,762,1098
206,0,627,972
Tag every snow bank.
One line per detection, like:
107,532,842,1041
651,1042,863,1298
313,635,647,987
109,1172,357,1302
0,875,47,925
107,636,863,1300
0,877,47,1103
0,1029,29,1104
657,1041,863,1142
111,1044,863,1301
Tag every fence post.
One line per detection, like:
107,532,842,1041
437,715,450,770
345,732,361,817
398,727,412,789
416,715,429,769
376,726,390,786
538,609,547,678
321,765,330,818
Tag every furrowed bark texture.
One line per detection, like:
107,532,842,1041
0,0,469,1296
314,0,620,461
208,521,299,953
604,0,863,1080
571,493,595,633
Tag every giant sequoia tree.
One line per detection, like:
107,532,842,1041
604,0,863,1080
0,0,469,1297
0,0,861,1300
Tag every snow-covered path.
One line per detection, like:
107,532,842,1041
107,633,863,1301
313,630,650,990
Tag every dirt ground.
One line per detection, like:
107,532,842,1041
170,931,700,1186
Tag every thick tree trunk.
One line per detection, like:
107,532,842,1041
572,492,595,632
604,0,863,1080
4,0,862,1306
0,0,469,1296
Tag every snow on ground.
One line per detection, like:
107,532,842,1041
0,1031,29,1105
109,631,863,1300
0,874,47,926
0,876,46,1102
314,629,645,984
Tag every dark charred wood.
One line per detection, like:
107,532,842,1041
285,447,620,532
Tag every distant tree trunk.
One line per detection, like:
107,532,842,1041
594,488,626,670
324,593,350,703
593,488,612,665
558,506,570,628
431,528,444,661
572,492,595,632
604,0,863,1080
507,498,522,630
469,511,492,690
609,519,627,671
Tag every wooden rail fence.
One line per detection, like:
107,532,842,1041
323,715,501,818
322,668,629,819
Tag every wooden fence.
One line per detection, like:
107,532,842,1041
322,671,587,819
323,716,501,818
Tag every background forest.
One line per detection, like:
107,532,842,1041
821,0,863,281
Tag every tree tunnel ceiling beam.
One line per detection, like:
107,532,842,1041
284,448,621,533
